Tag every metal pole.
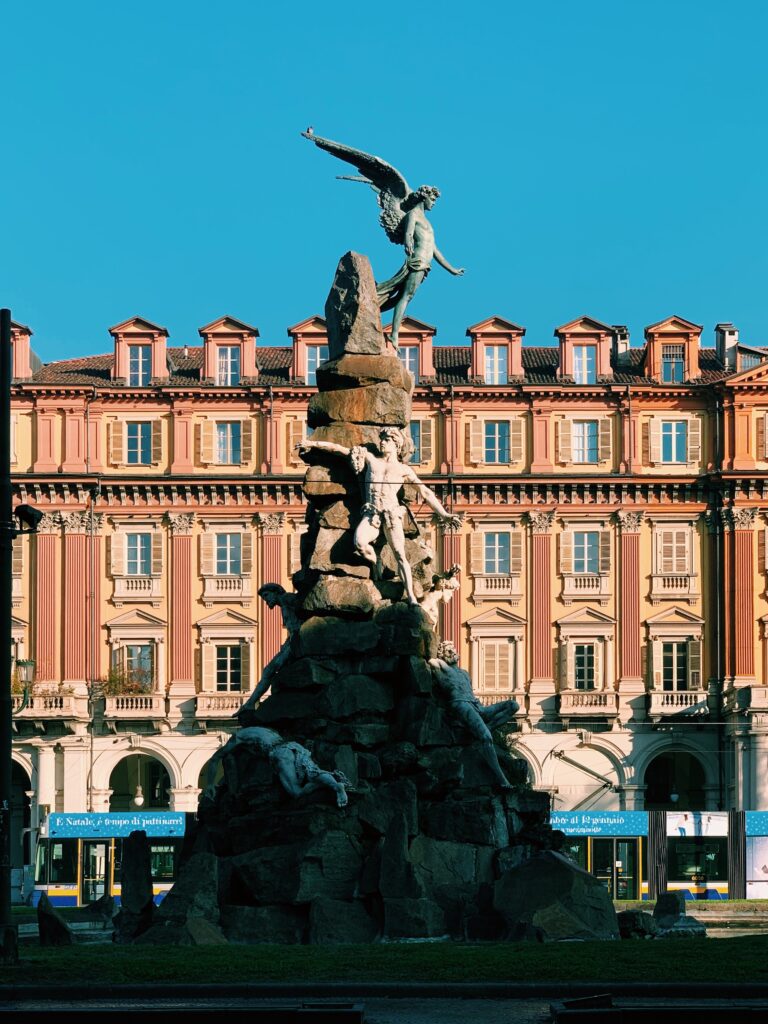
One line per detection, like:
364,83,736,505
0,308,18,962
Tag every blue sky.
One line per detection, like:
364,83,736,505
2,2,767,361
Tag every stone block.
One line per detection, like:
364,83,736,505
37,893,74,946
184,917,229,945
232,831,363,904
399,697,456,747
408,656,434,695
299,617,381,657
383,898,446,939
303,576,381,616
323,674,395,718
379,812,424,900
325,721,391,746
357,753,382,780
152,852,222,925
652,890,686,924
420,795,509,847
379,741,422,777
494,850,620,941
409,835,483,890
317,500,353,530
252,690,324,724
308,382,410,429
358,780,418,837
617,909,659,939
220,904,306,944
302,464,351,500
316,353,413,393
309,897,380,944
325,251,386,358
274,658,337,691
307,526,370,578
310,423,388,451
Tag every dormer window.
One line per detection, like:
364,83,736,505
217,346,241,386
573,345,596,384
484,346,508,385
398,346,419,381
128,345,151,386
662,345,685,383
306,344,329,386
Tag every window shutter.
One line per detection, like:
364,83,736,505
151,420,162,464
468,420,484,464
483,643,496,691
594,641,603,691
200,533,214,576
240,642,251,693
653,643,662,689
110,532,126,576
497,642,510,691
758,415,766,461
564,642,574,688
241,420,253,464
420,418,433,465
558,418,572,463
649,419,661,464
759,528,766,572
641,422,650,465
676,530,689,573
509,418,523,463
12,537,22,576
290,531,303,575
110,420,124,465
202,643,216,692
598,418,612,463
560,531,573,573
688,639,702,689
241,532,253,575
510,532,523,575
660,530,674,574
599,532,611,574
687,417,701,464
200,421,214,464
288,419,306,466
470,532,484,574
151,532,163,576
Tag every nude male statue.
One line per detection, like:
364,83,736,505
237,584,301,719
298,428,461,605
419,564,461,628
429,641,519,790
205,726,349,807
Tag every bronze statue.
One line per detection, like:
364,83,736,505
301,130,465,347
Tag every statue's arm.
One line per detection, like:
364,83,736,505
433,245,465,276
298,439,351,457
407,471,461,528
403,208,417,256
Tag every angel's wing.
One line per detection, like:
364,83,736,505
302,131,411,243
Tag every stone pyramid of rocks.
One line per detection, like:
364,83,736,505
137,253,565,946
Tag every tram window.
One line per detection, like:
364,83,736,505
667,837,727,882
36,839,78,884
150,843,178,882
563,837,588,870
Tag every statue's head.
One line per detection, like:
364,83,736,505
258,583,286,608
405,185,441,211
378,427,407,459
436,640,459,665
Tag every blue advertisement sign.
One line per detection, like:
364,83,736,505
550,811,649,837
48,812,186,839
746,812,768,836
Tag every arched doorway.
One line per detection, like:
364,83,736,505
11,761,31,902
644,751,706,810
109,754,171,811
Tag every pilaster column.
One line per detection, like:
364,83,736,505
61,743,88,812
528,511,555,688
617,511,643,690
60,512,89,693
256,513,285,666
33,404,58,473
34,513,60,682
36,744,57,814
85,514,103,687
723,507,756,685
440,518,462,648
170,405,194,473
439,400,464,474
167,513,195,691
752,735,768,811
61,401,87,473
529,407,553,473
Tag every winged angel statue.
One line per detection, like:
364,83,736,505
302,130,465,347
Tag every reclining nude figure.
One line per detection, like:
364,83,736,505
429,641,519,790
298,428,461,605
205,726,350,807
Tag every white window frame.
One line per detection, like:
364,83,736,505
398,346,419,382
661,344,685,384
646,613,705,718
661,420,688,464
469,520,523,605
560,518,612,605
306,344,329,386
556,610,617,718
126,421,152,465
573,345,596,385
215,421,242,465
128,344,151,387
484,345,508,386
200,520,254,607
216,532,242,576
649,517,700,605
216,345,241,386
572,420,599,464
484,420,510,464
110,520,163,607
126,532,151,577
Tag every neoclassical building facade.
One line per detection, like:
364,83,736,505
8,311,768,872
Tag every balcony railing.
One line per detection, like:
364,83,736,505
472,574,522,604
649,690,709,718
12,693,83,719
723,686,768,714
474,692,519,707
113,576,162,607
562,574,611,606
559,690,618,716
104,694,166,718
202,575,253,607
650,573,700,605
196,693,249,717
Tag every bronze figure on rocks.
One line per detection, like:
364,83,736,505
301,131,465,346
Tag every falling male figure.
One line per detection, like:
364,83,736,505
429,641,519,789
298,428,461,606
238,584,301,717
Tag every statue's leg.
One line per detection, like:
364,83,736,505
455,705,511,788
481,699,520,730
390,272,424,345
304,772,348,807
384,518,418,604
353,517,379,564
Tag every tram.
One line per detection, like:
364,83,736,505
33,811,187,907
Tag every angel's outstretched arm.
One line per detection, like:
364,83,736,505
433,245,465,276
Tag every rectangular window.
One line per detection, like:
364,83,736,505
217,346,241,386
484,420,510,463
482,640,510,692
741,353,760,370
125,644,153,690
128,345,151,387
126,533,151,576
484,346,508,385
660,529,689,574
574,644,595,690
662,344,685,383
409,420,421,463
573,345,596,385
572,421,599,463
306,344,329,386
484,532,510,574
215,422,242,465
398,347,419,380
216,533,242,575
215,644,242,692
126,422,152,465
661,421,688,463
573,531,599,574
662,642,689,692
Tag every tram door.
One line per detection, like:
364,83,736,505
80,840,110,905
592,838,639,899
